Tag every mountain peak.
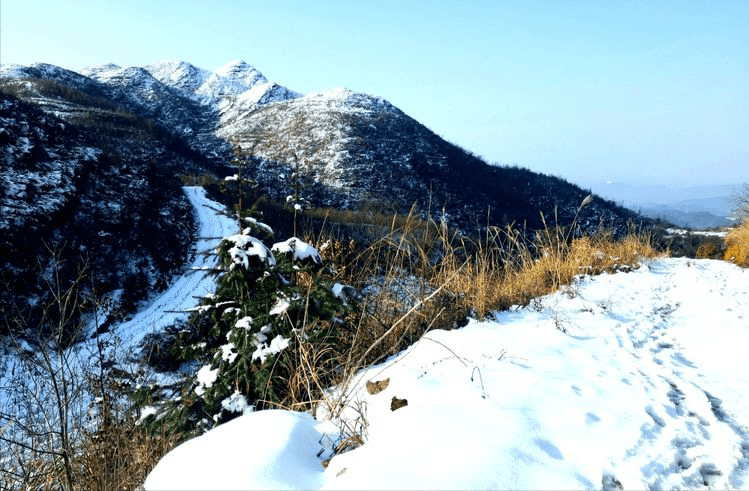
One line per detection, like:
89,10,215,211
0,62,80,80
80,63,124,80
81,62,121,72
1,63,102,93
145,60,209,95
146,60,203,78
213,60,265,85
214,59,254,73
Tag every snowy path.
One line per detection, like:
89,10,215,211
574,259,749,489
112,186,236,351
146,257,749,490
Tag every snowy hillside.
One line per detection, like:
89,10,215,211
145,257,749,490
0,85,199,331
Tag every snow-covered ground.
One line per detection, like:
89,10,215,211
665,227,730,238
145,256,749,490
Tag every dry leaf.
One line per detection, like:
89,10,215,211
390,396,408,411
366,378,390,395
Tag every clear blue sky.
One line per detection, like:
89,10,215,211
2,0,748,188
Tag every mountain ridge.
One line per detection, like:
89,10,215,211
1,59,654,234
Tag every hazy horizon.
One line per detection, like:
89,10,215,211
2,1,747,188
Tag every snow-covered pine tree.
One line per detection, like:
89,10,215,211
145,211,356,436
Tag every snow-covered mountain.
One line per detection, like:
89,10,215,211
2,60,647,234
0,67,203,334
78,60,300,161
144,60,299,106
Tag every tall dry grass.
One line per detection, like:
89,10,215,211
435,225,660,318
724,219,749,267
71,418,180,491
1,417,179,491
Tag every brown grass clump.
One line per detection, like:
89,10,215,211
724,219,749,267
696,240,721,259
434,224,661,319
71,417,180,491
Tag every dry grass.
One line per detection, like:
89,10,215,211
435,226,661,319
72,418,180,491
696,239,722,259
724,219,749,267
1,418,179,491
307,204,662,390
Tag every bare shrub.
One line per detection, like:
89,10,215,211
0,246,179,491
73,415,180,491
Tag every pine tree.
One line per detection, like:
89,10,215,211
144,206,356,436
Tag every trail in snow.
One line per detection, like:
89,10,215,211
146,257,749,491
112,186,236,351
534,258,749,490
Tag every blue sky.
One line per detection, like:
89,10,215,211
2,0,748,189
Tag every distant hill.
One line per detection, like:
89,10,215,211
638,206,734,230
585,181,740,229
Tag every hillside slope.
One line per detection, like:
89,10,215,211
0,72,202,334
227,87,638,233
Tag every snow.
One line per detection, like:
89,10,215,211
235,315,253,330
137,405,159,425
144,60,210,95
220,390,253,415
0,64,29,78
331,283,347,300
666,227,729,238
252,334,291,363
143,59,300,109
224,231,276,270
272,237,322,264
269,296,291,316
194,365,218,397
146,257,749,490
145,410,325,490
219,343,237,363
